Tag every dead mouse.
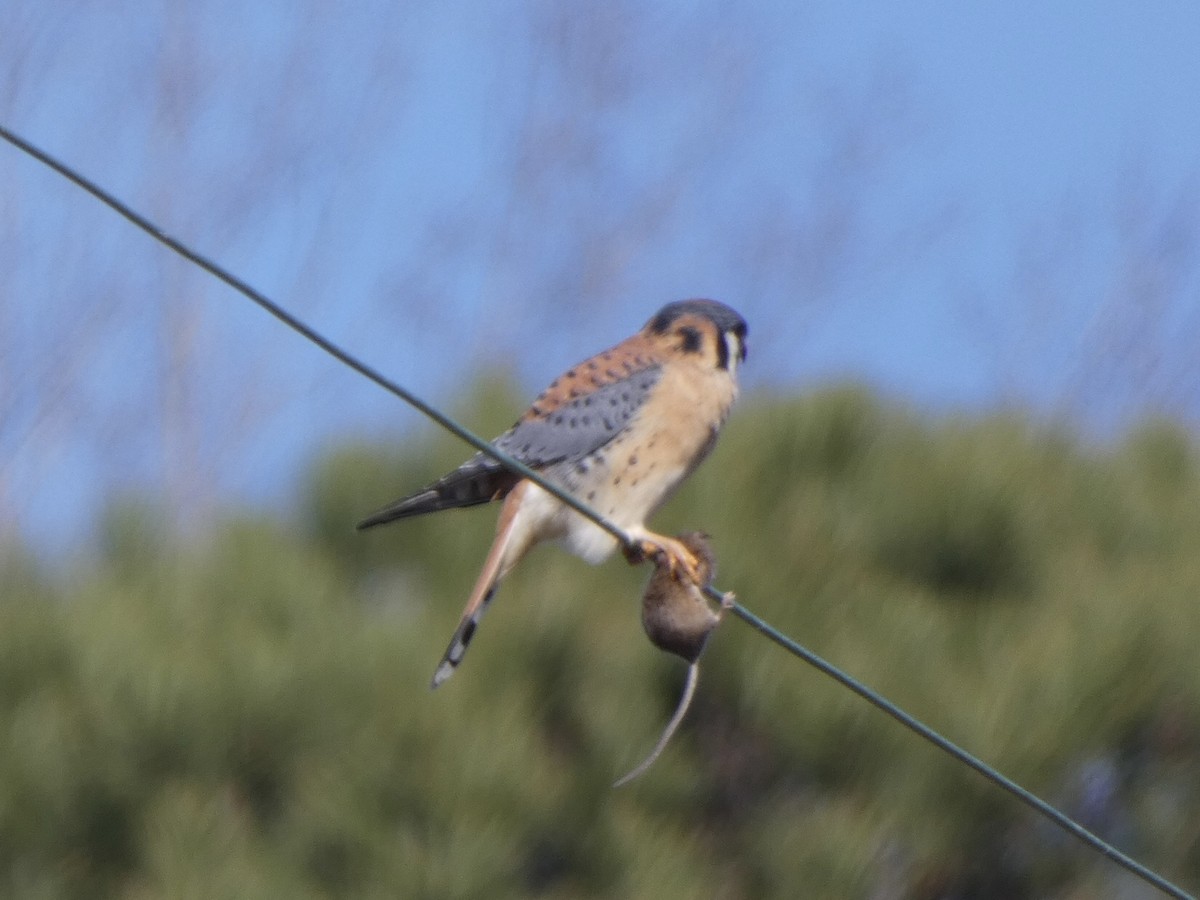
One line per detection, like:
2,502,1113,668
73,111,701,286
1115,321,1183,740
614,531,733,787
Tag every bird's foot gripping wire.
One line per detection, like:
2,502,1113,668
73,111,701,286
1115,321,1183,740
621,530,703,585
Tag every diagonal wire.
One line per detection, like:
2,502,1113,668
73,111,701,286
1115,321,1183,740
1,124,1193,900
726,602,1193,899
0,125,631,544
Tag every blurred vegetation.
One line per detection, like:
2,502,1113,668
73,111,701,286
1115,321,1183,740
2,385,1199,898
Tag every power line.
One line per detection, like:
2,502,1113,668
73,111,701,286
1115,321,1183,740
728,603,1192,899
0,126,627,546
1,124,1192,900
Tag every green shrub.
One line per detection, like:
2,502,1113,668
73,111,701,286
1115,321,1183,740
1,387,1197,897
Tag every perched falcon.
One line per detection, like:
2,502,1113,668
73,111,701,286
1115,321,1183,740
358,299,748,687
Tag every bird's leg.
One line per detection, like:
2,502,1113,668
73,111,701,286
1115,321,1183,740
622,527,703,585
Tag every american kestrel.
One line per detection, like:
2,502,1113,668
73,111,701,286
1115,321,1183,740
358,299,748,688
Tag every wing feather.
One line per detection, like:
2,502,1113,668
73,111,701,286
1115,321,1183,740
356,362,662,529
493,366,661,467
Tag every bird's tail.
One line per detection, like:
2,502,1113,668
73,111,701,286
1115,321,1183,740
430,581,500,688
430,483,529,688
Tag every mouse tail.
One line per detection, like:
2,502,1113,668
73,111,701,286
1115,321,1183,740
613,663,699,788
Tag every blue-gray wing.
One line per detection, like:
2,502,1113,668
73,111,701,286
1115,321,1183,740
356,364,661,528
494,365,662,466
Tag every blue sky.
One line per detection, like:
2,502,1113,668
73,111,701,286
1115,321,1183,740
3,1,1200,554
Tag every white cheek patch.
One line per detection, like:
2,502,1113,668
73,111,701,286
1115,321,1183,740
724,332,741,376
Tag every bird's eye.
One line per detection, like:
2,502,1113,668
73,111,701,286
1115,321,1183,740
677,325,703,354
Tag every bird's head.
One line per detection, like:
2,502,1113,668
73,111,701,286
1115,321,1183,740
644,299,748,375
